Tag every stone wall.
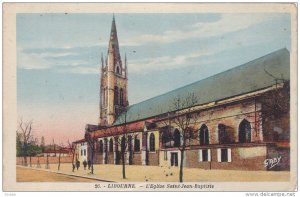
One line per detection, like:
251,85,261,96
148,151,159,166
185,146,267,171
132,152,142,165
16,156,73,165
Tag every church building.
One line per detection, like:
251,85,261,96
73,16,290,171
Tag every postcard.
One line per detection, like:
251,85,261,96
2,3,297,192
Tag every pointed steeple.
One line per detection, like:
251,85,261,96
109,14,119,50
107,14,122,74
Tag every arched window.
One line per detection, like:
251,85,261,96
173,129,181,147
218,124,227,144
121,136,126,152
239,119,251,143
128,136,132,152
116,66,120,74
149,133,155,152
134,136,140,152
114,86,119,105
99,140,103,153
199,124,209,145
120,88,124,106
109,138,113,152
161,132,166,146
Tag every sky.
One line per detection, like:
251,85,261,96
17,13,291,145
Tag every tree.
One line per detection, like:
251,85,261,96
158,93,198,182
85,131,96,174
16,132,23,157
67,140,76,172
16,119,34,166
27,141,42,167
57,143,64,171
108,107,133,179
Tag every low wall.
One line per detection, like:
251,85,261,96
16,156,73,165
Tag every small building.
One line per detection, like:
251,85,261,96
73,139,88,163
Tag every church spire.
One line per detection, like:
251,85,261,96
109,14,119,50
108,14,122,72
99,15,128,126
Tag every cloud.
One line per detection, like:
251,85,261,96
17,49,50,70
59,65,100,74
123,14,280,46
17,47,98,72
129,49,216,73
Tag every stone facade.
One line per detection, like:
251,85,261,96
99,16,128,126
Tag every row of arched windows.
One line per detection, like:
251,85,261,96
96,119,252,153
199,119,252,145
160,119,252,148
98,135,141,153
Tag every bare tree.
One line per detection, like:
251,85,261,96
67,140,76,172
85,131,97,174
17,119,34,166
157,93,198,182
106,107,133,179
57,143,64,171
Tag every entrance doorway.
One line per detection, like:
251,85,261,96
171,152,178,166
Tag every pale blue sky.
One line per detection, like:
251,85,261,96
17,13,291,144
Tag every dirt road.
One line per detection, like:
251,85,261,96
17,167,98,182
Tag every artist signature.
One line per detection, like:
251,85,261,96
264,156,281,169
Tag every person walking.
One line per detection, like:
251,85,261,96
87,160,91,170
72,163,75,172
83,160,87,170
76,160,80,170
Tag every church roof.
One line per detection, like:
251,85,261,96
113,48,290,126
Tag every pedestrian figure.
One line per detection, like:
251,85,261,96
83,160,87,170
76,160,80,170
88,160,91,170
72,163,75,172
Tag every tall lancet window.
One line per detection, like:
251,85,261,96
239,119,251,143
120,88,124,106
114,86,119,105
199,124,209,145
116,66,121,75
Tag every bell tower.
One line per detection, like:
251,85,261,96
99,15,128,126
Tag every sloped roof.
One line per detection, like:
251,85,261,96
114,48,290,125
94,120,147,138
73,138,86,143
